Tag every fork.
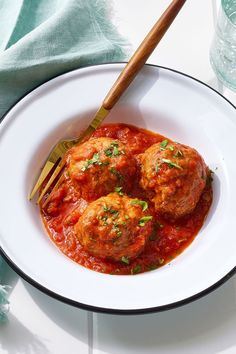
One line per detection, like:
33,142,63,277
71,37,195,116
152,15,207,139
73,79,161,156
29,0,186,203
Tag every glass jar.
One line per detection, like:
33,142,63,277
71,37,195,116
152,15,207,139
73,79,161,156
210,0,236,91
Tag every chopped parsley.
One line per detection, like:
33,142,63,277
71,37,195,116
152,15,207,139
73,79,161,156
168,145,174,151
113,222,122,237
160,139,169,150
102,215,108,225
104,206,117,213
115,186,124,195
105,142,122,157
105,150,113,157
162,158,182,170
139,215,153,226
116,230,122,237
131,265,141,274
155,163,159,173
81,153,108,171
121,256,129,264
130,199,148,211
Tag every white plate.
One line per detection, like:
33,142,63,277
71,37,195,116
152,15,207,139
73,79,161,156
0,63,236,314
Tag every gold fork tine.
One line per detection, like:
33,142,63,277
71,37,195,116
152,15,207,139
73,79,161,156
29,160,55,200
29,139,70,201
41,173,66,208
37,159,66,203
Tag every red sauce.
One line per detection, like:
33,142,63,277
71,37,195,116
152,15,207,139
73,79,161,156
41,124,213,275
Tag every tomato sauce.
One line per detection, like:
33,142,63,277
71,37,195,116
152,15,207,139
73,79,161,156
40,124,213,275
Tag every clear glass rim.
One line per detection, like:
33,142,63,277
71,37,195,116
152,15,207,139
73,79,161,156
221,0,236,28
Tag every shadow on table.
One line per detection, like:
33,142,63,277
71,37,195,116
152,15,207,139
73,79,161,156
94,276,236,354
0,262,49,354
24,282,89,344
0,313,50,354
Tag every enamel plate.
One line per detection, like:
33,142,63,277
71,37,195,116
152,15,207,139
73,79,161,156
0,64,236,314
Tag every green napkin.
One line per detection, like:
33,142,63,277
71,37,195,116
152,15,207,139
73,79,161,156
0,258,10,321
0,0,129,319
0,0,129,118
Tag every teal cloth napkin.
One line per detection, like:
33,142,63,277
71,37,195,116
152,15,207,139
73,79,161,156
0,258,10,321
0,0,129,320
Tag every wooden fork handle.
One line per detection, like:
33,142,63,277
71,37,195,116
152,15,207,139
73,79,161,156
102,0,186,110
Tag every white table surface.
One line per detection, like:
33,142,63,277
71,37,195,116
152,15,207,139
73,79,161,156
1,1,236,353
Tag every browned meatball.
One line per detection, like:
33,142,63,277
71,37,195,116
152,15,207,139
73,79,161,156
139,140,207,219
75,193,153,262
65,137,137,201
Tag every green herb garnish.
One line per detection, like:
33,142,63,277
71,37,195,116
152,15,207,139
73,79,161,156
116,230,122,237
139,215,153,226
113,146,120,156
102,215,108,225
111,141,119,147
155,163,159,173
160,140,169,150
104,206,118,214
81,153,106,171
130,199,148,211
168,145,174,151
121,256,129,264
162,158,182,170
113,223,122,237
104,149,113,157
115,186,124,195
131,265,141,274
105,142,121,157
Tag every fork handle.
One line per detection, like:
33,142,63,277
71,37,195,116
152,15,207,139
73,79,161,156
102,0,186,111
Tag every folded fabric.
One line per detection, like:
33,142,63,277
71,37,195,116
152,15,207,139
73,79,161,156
0,0,129,119
0,0,129,320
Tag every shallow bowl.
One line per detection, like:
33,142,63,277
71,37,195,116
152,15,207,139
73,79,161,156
0,63,235,314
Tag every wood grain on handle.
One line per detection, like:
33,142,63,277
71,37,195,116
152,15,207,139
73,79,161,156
102,0,186,110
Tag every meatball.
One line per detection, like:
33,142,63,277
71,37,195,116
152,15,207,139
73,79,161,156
75,193,153,262
139,140,207,219
65,137,137,201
